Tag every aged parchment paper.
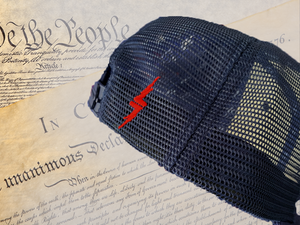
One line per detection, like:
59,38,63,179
0,0,299,224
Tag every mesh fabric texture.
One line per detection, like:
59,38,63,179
88,17,300,223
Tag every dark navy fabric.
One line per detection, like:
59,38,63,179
88,17,300,223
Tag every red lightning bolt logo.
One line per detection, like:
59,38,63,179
118,76,160,129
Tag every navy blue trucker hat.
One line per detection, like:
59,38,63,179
88,17,300,223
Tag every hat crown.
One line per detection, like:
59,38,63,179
92,17,300,223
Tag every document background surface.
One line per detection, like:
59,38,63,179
0,1,298,224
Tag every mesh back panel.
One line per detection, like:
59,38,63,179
90,17,300,223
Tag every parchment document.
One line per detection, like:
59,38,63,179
0,1,299,225
0,0,289,108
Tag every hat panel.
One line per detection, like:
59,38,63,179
226,42,300,183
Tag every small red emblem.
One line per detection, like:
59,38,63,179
118,76,160,129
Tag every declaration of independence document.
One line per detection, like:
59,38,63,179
0,0,289,108
1,1,299,225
